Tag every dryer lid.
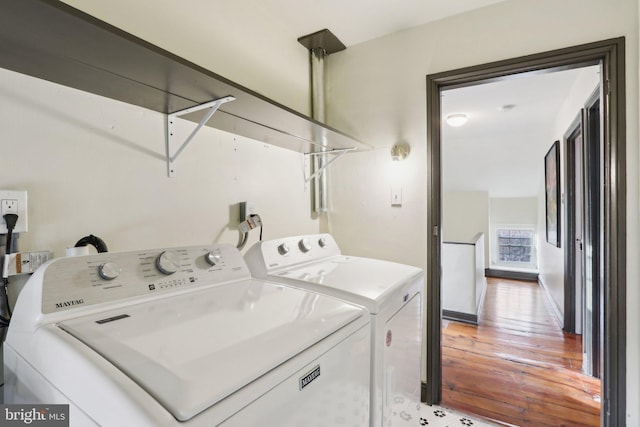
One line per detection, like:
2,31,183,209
58,279,364,422
273,256,423,312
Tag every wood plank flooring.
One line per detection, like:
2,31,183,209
441,277,601,426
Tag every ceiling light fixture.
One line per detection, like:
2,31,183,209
446,113,468,127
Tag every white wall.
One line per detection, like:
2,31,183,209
490,197,538,227
326,0,639,419
326,144,427,267
0,0,321,258
442,191,490,265
0,68,317,257
61,0,311,114
442,244,475,314
442,233,486,316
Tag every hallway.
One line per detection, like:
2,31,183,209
441,277,601,426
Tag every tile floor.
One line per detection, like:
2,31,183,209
419,404,500,426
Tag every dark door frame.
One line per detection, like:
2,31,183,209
564,87,602,349
582,86,604,378
564,112,584,335
425,38,626,426
583,89,603,379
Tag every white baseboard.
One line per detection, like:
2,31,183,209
538,277,563,328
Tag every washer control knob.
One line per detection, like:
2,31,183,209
298,238,312,253
277,243,290,255
318,237,327,248
98,262,121,281
205,252,221,266
156,251,180,275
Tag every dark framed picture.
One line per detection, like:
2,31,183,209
544,141,561,247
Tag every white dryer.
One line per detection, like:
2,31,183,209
245,233,423,427
4,243,371,426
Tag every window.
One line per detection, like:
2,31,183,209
497,228,535,263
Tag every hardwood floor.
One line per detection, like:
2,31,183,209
441,277,601,426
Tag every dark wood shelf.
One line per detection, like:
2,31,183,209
0,0,369,154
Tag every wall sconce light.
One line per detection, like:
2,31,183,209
446,113,468,127
390,142,410,161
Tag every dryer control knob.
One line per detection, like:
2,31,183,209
318,237,327,248
298,238,312,253
205,252,221,266
98,262,121,281
277,243,290,255
156,251,180,275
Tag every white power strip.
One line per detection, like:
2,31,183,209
3,251,52,278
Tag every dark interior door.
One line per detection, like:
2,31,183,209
582,90,602,378
564,94,601,379
564,116,584,335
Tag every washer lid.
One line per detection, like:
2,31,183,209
273,256,423,312
58,279,364,422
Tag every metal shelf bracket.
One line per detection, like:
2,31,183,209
166,96,235,177
304,148,354,183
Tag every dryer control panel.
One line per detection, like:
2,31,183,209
245,233,341,275
40,244,250,314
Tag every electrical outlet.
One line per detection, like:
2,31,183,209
239,201,257,222
2,199,18,215
0,190,28,233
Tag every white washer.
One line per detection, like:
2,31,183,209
245,233,423,427
4,243,371,426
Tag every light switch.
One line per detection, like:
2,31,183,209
391,187,402,206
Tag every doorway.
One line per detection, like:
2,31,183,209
564,87,602,378
424,38,626,426
438,62,600,425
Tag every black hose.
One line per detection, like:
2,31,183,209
74,234,108,253
237,231,249,250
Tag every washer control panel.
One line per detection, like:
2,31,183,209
245,234,341,274
41,244,250,314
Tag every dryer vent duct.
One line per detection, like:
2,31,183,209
298,29,346,214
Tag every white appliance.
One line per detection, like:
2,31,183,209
4,243,371,426
245,234,423,427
